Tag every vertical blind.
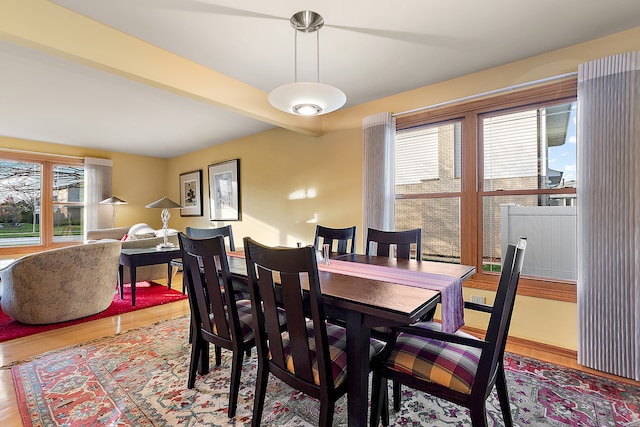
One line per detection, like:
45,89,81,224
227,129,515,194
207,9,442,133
577,51,640,381
362,112,395,242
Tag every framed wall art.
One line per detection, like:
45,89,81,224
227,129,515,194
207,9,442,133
208,159,241,221
179,169,203,217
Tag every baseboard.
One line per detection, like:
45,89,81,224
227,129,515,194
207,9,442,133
462,325,577,359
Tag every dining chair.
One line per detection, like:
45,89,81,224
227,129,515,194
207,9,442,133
370,237,527,427
365,228,422,260
313,225,357,255
243,237,386,427
171,225,240,294
178,233,258,418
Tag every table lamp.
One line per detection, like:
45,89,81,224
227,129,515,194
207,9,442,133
99,196,128,228
145,196,182,248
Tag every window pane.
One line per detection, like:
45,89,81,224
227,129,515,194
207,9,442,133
395,198,461,263
0,160,42,246
396,122,462,194
482,102,577,191
53,164,84,242
482,195,577,280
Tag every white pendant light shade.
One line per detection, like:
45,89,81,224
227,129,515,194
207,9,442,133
268,82,346,116
269,11,346,116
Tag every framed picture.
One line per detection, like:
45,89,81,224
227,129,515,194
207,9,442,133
208,159,241,221
179,170,203,217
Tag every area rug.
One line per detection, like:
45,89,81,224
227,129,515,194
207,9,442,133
9,316,640,426
0,282,187,342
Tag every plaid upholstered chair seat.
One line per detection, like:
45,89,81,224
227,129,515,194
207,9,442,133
385,321,481,395
281,321,385,388
210,299,255,342
211,299,286,343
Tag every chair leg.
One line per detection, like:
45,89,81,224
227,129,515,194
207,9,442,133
215,345,222,366
227,348,244,418
392,381,401,412
187,336,200,388
496,365,513,426
251,360,268,427
469,405,488,427
319,400,335,427
198,341,210,375
370,369,388,427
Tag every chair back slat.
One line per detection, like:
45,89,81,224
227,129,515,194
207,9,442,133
314,225,357,255
366,228,422,260
280,271,315,383
255,264,287,363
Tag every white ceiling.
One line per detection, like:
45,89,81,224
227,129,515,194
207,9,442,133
2,0,640,158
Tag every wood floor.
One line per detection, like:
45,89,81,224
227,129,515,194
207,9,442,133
1,289,638,426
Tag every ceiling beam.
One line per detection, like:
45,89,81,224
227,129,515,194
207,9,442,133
0,0,323,136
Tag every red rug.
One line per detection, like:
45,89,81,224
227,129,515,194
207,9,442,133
0,282,187,342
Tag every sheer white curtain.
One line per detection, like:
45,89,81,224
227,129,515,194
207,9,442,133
577,51,640,381
84,157,113,235
362,112,395,243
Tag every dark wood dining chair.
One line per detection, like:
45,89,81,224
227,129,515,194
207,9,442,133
243,237,385,427
313,225,357,255
370,237,527,427
365,227,422,260
186,225,236,250
178,233,257,418
171,225,239,294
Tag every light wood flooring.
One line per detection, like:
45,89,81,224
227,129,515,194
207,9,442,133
1,282,638,426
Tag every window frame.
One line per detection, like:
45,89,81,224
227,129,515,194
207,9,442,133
396,78,578,303
0,150,84,257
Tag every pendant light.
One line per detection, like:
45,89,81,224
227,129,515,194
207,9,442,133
268,11,346,116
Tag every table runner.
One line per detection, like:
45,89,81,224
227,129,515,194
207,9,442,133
227,251,464,333
315,259,463,333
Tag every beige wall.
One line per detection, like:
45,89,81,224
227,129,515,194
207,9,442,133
5,26,640,351
168,28,640,351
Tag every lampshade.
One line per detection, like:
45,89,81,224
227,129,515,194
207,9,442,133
268,10,346,116
145,197,182,209
268,82,346,116
100,196,127,228
100,196,127,205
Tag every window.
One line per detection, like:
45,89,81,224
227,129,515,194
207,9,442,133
0,152,84,252
481,102,577,280
395,78,577,301
396,121,462,263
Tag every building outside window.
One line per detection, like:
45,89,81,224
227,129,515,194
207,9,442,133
394,80,577,293
0,155,84,249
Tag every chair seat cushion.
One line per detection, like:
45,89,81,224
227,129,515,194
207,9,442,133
385,321,481,395
211,299,256,343
281,322,385,388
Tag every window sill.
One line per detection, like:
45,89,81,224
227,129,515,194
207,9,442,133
465,273,576,303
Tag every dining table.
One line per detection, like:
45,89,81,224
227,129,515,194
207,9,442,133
225,252,475,427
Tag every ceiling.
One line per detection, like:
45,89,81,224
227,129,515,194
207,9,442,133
2,0,640,158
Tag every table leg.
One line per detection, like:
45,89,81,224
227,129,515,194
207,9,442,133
118,264,124,299
345,310,370,427
130,263,137,306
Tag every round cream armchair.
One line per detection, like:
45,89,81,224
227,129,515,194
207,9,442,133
0,240,122,325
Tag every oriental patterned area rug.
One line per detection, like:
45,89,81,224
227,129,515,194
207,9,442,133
0,282,187,342
9,316,640,427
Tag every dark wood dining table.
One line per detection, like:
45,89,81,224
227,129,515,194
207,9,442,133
225,253,475,427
